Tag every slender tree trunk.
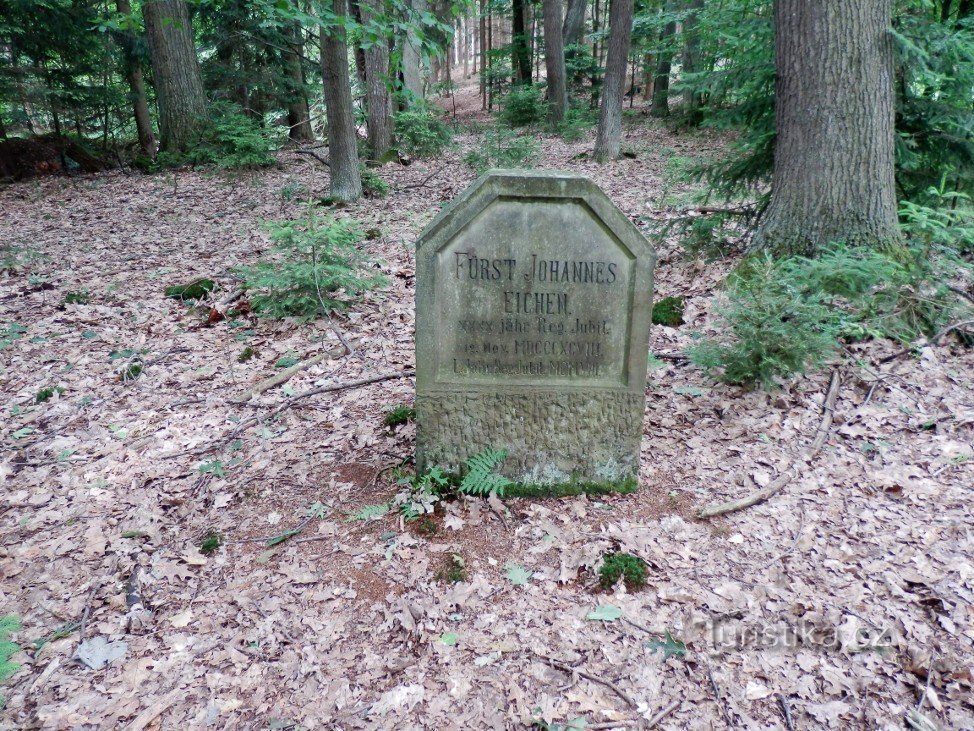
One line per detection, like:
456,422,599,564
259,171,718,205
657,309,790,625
590,0,602,106
593,0,635,161
480,0,487,108
642,52,654,101
681,0,704,121
563,0,586,46
116,0,156,157
650,8,675,118
511,0,532,84
285,21,314,141
543,0,568,122
359,0,393,159
143,0,207,153
401,0,424,104
753,0,900,254
320,0,362,201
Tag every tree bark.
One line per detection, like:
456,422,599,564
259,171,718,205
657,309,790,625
650,7,675,118
401,0,424,103
320,0,362,201
543,0,568,122
142,0,206,153
753,0,901,254
681,0,704,121
511,0,532,84
358,0,393,159
593,0,635,161
116,0,156,157
285,21,314,141
563,0,586,46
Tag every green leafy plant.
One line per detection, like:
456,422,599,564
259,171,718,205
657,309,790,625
499,84,547,127
599,552,648,590
199,530,223,555
464,127,540,174
346,503,390,522
383,404,416,427
394,107,453,157
360,166,389,198
458,448,513,497
62,290,89,305
652,296,686,327
239,210,386,321
238,346,256,363
395,466,450,521
647,630,687,659
35,386,64,403
552,104,598,142
1,614,21,705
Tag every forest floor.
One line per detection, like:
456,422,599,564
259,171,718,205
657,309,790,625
1,82,973,730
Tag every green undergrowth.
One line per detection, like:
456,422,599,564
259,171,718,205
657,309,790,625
505,477,638,498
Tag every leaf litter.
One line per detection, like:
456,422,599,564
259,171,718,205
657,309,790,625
0,82,972,729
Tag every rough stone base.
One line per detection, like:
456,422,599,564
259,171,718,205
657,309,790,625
416,390,644,484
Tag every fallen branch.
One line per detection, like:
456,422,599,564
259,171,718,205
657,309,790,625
698,369,841,518
294,148,330,167
230,346,347,403
646,700,681,729
536,654,638,710
877,318,974,365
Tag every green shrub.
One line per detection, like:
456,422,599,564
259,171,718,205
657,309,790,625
464,127,540,174
689,255,842,388
394,107,453,157
599,552,647,590
1,615,21,701
360,167,389,198
62,290,89,305
166,102,275,170
553,104,598,142
164,278,215,301
239,211,386,320
499,85,547,127
35,386,64,403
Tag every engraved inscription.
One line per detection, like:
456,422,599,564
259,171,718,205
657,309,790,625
434,198,633,386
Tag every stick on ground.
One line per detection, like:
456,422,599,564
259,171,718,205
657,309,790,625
698,369,841,519
230,346,347,403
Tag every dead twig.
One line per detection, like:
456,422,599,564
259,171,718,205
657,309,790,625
877,318,974,365
707,665,733,727
536,654,638,710
230,346,347,403
646,699,681,729
400,164,446,190
698,369,840,518
776,693,794,731
294,148,330,167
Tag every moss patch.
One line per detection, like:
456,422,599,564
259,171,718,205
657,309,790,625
505,477,638,498
652,296,685,327
165,278,215,301
599,551,648,590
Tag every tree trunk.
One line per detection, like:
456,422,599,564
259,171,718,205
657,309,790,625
563,0,586,46
480,0,488,108
650,8,675,118
593,0,635,161
511,0,532,84
320,0,362,201
681,0,704,121
285,21,314,141
143,0,206,153
401,0,424,104
116,0,156,157
753,0,900,254
543,0,568,122
359,0,393,159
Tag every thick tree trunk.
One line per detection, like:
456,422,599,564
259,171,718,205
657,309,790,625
563,0,586,46
116,0,156,157
359,0,393,159
143,0,206,153
593,0,635,161
285,21,314,141
681,0,704,120
753,0,900,254
511,0,532,84
543,0,568,123
320,0,362,201
650,8,675,118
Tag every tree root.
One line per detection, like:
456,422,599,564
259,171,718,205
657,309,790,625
697,369,841,519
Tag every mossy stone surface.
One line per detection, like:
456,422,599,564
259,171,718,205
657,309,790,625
652,295,685,327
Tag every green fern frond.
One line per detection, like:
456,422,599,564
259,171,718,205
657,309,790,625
459,449,512,498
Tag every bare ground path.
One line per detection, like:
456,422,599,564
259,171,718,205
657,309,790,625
1,83,972,729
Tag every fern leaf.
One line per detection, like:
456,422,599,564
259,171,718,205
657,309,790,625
459,448,512,498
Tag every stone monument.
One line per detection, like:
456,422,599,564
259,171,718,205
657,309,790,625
415,170,656,488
